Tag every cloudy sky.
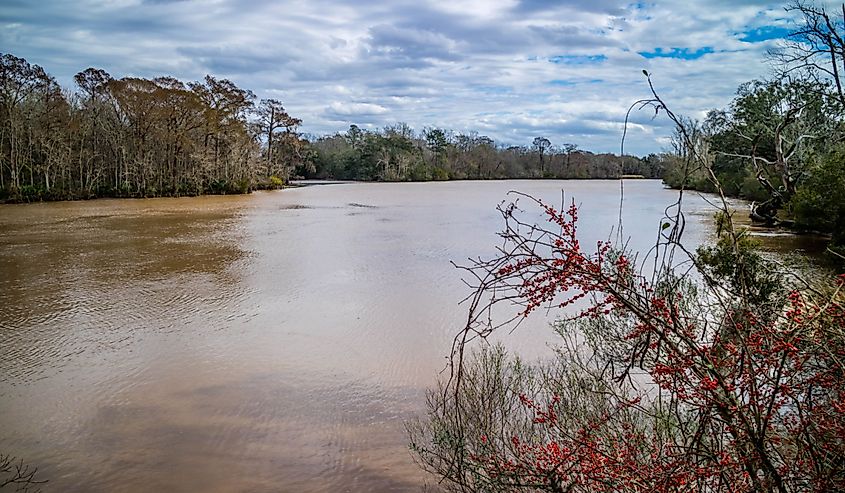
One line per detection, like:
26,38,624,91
0,0,815,154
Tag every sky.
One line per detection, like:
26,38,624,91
0,0,817,155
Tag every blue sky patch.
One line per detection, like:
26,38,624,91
638,47,714,60
475,85,512,94
549,79,603,86
739,25,791,43
549,54,607,65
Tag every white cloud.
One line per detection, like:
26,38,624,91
0,0,820,154
326,102,390,116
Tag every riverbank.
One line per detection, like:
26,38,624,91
0,175,650,205
0,181,297,205
666,179,841,262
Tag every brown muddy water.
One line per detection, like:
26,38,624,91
0,180,824,492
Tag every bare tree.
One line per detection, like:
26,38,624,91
0,454,45,492
562,142,577,170
256,98,301,180
532,137,552,176
773,2,845,105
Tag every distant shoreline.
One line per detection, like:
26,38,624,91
1,177,662,205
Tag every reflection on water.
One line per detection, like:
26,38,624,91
0,181,803,491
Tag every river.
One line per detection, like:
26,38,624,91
0,180,824,492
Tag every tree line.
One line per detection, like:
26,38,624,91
660,2,845,255
0,53,663,203
0,53,308,202
306,125,663,182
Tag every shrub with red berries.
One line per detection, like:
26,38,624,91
409,195,845,493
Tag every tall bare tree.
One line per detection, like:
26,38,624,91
532,136,551,176
775,2,845,105
256,98,301,180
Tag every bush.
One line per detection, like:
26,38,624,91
791,150,845,246
410,195,845,492
432,167,450,181
17,185,43,202
232,179,250,194
409,163,432,181
269,175,285,188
